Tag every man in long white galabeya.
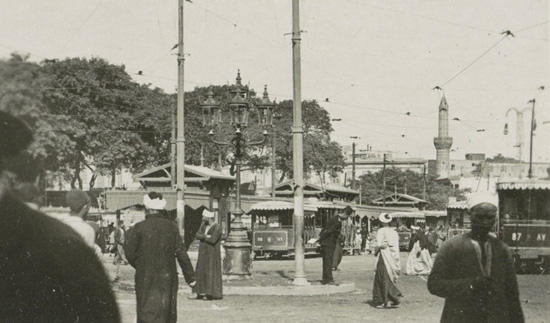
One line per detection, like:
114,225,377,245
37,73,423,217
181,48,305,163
371,212,403,308
406,225,433,275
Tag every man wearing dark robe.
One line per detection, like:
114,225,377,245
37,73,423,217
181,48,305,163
428,191,524,323
0,111,120,322
125,192,195,323
193,209,223,300
318,206,352,285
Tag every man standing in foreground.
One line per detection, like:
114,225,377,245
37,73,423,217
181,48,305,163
193,209,223,300
427,191,524,323
0,111,120,322
318,206,352,285
125,192,196,323
372,212,402,308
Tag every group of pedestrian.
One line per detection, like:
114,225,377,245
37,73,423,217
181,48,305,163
0,111,527,322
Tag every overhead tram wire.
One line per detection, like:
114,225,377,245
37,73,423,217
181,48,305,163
440,33,512,88
56,0,105,56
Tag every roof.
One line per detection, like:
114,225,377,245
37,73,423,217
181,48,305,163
372,193,428,206
497,179,550,191
336,202,420,219
133,163,234,183
274,181,359,194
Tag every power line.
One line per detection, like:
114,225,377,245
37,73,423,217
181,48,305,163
57,0,105,56
441,34,510,88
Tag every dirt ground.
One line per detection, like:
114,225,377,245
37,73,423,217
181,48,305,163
106,252,550,323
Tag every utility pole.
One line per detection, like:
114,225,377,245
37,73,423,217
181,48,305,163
176,0,186,237
382,153,387,208
528,99,536,179
272,129,276,201
352,142,356,189
350,137,359,189
291,0,308,286
171,99,176,187
422,164,427,200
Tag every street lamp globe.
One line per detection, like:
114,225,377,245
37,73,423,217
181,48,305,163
228,70,251,127
256,85,275,127
201,89,221,127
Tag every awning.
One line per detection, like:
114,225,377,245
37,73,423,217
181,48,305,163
251,201,294,211
423,211,447,217
497,180,550,191
389,211,425,219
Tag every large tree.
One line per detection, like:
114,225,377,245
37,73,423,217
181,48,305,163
272,99,345,182
358,167,467,210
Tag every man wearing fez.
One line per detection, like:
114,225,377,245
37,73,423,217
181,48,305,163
318,205,352,285
0,111,120,322
428,191,524,323
125,191,196,323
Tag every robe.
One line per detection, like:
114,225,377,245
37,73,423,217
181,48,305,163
195,222,223,299
125,213,195,323
406,241,433,275
427,233,524,323
372,226,402,305
0,192,120,322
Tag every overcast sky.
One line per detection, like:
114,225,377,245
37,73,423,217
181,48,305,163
1,0,548,162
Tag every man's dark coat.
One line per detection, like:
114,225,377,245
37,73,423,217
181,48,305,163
427,233,524,323
0,192,120,323
125,213,195,323
318,216,342,283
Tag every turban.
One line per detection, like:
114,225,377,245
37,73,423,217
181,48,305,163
466,191,498,211
202,209,215,218
379,213,392,223
411,225,420,231
143,193,166,210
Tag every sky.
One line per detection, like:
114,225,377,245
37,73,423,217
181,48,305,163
1,0,549,163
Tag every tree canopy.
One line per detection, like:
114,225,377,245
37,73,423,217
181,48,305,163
0,54,345,189
358,167,467,210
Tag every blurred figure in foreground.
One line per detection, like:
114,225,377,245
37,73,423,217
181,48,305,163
428,191,524,323
0,111,120,322
125,192,195,323
63,189,96,248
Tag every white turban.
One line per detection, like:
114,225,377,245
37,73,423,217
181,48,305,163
143,194,167,210
466,191,498,211
202,209,215,218
379,213,392,223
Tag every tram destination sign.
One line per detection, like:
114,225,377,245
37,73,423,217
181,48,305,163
253,231,288,248
503,224,550,248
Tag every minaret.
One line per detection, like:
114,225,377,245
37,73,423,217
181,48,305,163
433,95,453,179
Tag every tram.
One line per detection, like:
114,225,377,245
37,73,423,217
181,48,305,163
249,200,352,259
497,179,550,273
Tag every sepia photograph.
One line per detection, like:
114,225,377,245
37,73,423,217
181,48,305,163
0,1,548,322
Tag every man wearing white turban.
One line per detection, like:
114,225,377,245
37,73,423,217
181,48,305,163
125,191,196,323
371,213,403,308
428,191,524,323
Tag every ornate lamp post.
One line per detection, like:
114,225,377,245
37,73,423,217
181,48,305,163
201,71,275,277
